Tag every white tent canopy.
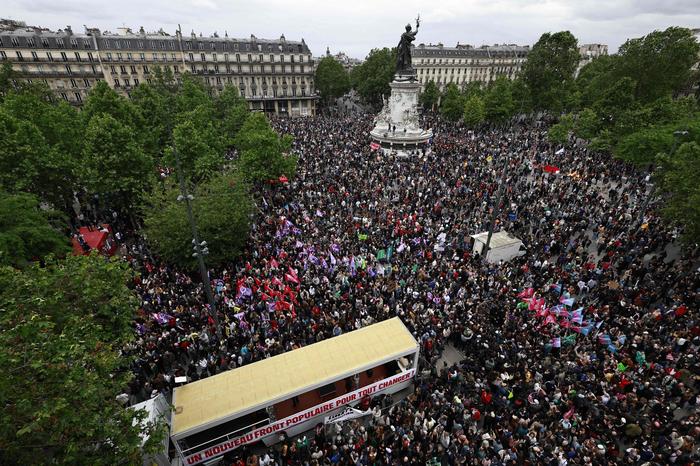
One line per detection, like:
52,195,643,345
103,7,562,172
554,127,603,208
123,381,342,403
470,231,524,263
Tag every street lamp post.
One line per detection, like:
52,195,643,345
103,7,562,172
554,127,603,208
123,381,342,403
172,145,222,341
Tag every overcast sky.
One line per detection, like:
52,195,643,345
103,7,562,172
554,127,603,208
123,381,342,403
5,0,700,58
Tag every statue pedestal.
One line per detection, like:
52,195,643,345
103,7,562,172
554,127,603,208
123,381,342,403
370,76,433,157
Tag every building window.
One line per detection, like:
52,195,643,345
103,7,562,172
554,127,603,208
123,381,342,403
117,53,123,60
114,78,120,87
114,40,121,49
130,65,137,74
83,39,91,49
31,51,38,61
0,51,6,60
71,39,79,48
140,53,145,61
60,92,68,100
212,53,217,62
84,78,91,87
42,38,49,47
70,78,77,88
75,52,81,62
105,52,112,61
143,65,149,74
88,52,94,61
127,53,133,60
27,37,36,47
188,53,194,62
200,53,206,61
173,65,179,74
65,64,72,74
224,53,229,62
11,37,20,47
138,41,144,49
161,53,166,61
47,52,53,61
56,38,64,47
16,51,24,61
110,65,116,73
134,78,139,86
120,65,127,74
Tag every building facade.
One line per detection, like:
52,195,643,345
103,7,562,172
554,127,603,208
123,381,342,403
412,43,530,91
0,19,317,116
575,43,608,77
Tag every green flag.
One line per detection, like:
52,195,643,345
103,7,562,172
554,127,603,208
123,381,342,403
562,334,577,346
358,233,368,241
617,362,627,372
377,249,387,260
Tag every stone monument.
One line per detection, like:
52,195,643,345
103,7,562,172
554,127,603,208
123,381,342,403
370,15,433,156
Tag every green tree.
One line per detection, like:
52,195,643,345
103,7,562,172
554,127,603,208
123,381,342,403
168,105,226,183
463,95,486,128
0,62,16,99
575,108,600,140
462,81,484,99
0,91,82,210
350,48,396,109
82,81,143,131
214,84,249,146
548,114,574,145
510,78,533,115
592,76,637,131
81,114,154,215
614,126,675,165
131,82,174,158
419,80,440,111
315,56,351,106
234,112,296,182
0,192,70,267
440,83,465,122
484,77,515,124
617,27,700,103
0,255,165,465
176,73,213,116
658,142,700,241
143,171,252,269
522,31,579,113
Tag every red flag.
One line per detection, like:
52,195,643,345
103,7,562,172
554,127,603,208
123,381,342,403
285,273,299,284
543,165,560,174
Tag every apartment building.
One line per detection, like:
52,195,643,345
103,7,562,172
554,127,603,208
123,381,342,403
0,19,317,116
412,42,530,91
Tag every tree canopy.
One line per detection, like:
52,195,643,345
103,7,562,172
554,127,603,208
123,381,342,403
0,255,165,465
522,31,579,113
315,56,351,106
350,48,396,109
234,112,296,182
143,170,252,269
0,192,70,267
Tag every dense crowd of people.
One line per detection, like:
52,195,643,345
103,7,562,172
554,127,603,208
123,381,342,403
119,113,698,465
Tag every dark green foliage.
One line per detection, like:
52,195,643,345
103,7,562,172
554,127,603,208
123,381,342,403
419,80,440,111
522,31,579,113
315,57,351,105
350,48,396,109
143,171,252,269
0,255,166,464
0,192,70,267
234,112,296,182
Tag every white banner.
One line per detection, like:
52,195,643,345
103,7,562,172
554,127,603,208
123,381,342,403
183,368,415,465
324,407,371,425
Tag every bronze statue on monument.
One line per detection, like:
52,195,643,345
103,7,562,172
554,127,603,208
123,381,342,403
396,15,420,77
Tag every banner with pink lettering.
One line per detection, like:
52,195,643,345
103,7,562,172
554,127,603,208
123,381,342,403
182,369,416,465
